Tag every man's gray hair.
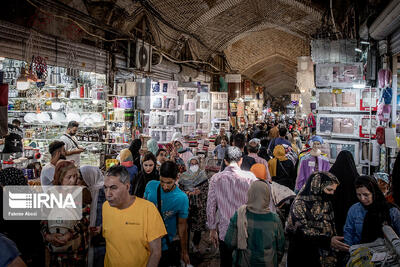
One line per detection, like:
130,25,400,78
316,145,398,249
224,146,242,164
106,165,130,184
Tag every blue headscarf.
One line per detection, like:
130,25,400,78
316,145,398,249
310,135,324,144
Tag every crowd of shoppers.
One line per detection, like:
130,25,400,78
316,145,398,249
2,118,400,267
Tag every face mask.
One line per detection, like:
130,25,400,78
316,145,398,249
322,192,334,202
189,165,199,173
157,160,162,166
177,147,186,153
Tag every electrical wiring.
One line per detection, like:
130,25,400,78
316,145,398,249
25,0,134,42
136,0,219,54
330,0,342,39
152,47,221,72
25,0,224,73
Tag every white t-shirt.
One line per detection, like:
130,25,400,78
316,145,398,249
60,134,81,167
40,163,55,186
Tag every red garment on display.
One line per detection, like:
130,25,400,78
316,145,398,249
376,126,385,145
307,113,316,128
0,84,8,106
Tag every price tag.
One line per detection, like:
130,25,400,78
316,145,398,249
308,161,315,167
332,89,342,94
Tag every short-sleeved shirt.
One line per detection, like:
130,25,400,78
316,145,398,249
59,133,81,167
3,124,23,153
0,233,20,267
102,197,167,267
40,163,55,186
144,180,189,251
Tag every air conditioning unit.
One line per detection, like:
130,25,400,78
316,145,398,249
136,40,152,72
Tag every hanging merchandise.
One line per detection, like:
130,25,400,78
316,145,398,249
307,112,316,130
296,56,314,116
376,126,385,145
378,69,392,89
377,87,392,122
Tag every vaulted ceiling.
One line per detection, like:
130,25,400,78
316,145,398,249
123,0,321,96
53,0,323,96
6,0,327,96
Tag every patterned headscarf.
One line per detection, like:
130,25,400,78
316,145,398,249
0,167,27,186
147,139,159,156
286,172,339,238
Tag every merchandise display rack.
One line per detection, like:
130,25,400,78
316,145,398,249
314,61,378,173
210,92,229,134
178,86,197,137
3,58,107,167
148,80,179,144
196,83,211,137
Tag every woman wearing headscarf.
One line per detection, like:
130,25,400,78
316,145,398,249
0,168,45,266
343,176,400,246
286,172,346,267
131,152,160,198
119,148,138,185
329,151,359,237
147,138,159,156
41,161,90,266
129,138,142,171
171,138,193,173
179,156,208,252
268,145,296,190
289,131,301,154
224,180,285,267
79,166,106,267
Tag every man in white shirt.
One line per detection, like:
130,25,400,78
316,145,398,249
40,141,66,185
59,121,85,167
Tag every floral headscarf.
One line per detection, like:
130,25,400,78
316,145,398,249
286,172,339,238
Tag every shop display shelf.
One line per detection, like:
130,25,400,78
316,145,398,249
103,142,130,146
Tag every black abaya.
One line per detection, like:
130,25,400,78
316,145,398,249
329,150,359,235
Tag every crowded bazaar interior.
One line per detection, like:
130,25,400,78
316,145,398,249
2,0,400,266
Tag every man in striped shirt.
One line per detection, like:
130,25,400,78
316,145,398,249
207,146,257,267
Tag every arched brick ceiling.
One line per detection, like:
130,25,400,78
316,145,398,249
139,0,321,57
224,29,308,96
135,0,318,96
77,0,322,96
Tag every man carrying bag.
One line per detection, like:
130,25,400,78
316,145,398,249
144,161,191,266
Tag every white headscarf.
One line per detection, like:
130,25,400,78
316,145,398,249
80,166,104,267
80,166,104,226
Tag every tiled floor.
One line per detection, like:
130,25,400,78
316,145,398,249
189,230,288,267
